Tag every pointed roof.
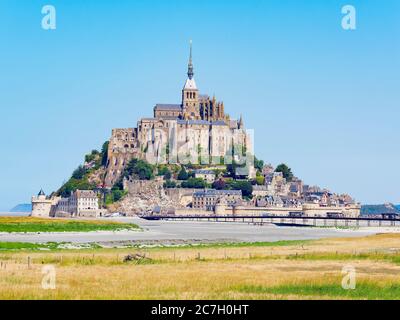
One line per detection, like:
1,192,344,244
183,78,197,90
187,40,194,80
239,114,244,128
38,189,45,196
183,40,198,90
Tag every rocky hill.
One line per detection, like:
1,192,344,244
55,144,186,214
107,178,181,215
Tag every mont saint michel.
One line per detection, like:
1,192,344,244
31,45,360,219
2,1,399,302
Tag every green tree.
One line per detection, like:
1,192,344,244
254,156,264,171
164,171,172,180
85,153,96,163
112,189,125,202
105,189,127,205
255,174,265,185
212,179,226,190
275,163,294,182
230,180,253,198
124,159,154,181
112,158,155,191
157,165,172,179
163,180,177,188
177,167,189,180
71,166,87,180
181,177,207,189
57,178,96,198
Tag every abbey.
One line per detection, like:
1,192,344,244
104,43,252,187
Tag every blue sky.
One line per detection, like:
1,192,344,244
0,0,399,210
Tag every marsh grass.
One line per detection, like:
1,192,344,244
0,234,400,299
286,252,400,266
0,217,139,233
0,242,55,251
238,282,400,300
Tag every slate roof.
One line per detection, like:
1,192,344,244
154,104,182,110
211,120,227,126
193,189,242,197
74,190,97,198
177,119,209,125
194,170,215,175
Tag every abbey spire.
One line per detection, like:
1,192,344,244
187,40,194,80
182,40,199,119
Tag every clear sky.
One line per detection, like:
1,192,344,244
0,0,399,210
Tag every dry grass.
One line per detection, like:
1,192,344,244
0,233,400,299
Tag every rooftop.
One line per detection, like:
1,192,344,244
74,190,97,198
193,189,242,196
183,78,197,90
154,104,182,110
194,170,215,175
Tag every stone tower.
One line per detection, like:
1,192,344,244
31,189,54,217
182,41,200,120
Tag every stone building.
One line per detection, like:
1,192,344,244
193,169,216,183
192,189,242,211
53,190,100,217
105,43,252,187
252,185,269,197
31,189,59,217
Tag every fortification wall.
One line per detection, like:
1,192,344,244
105,128,139,187
175,208,211,216
230,205,360,217
165,188,196,206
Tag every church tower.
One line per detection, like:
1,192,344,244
182,41,200,120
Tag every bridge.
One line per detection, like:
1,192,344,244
141,214,400,228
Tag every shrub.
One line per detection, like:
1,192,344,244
181,178,207,189
163,180,177,188
72,165,87,180
177,167,189,180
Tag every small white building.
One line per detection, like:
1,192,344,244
54,190,100,217
72,190,100,216
31,189,59,217
193,169,216,183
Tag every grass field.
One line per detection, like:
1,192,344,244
0,217,139,233
0,233,400,299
